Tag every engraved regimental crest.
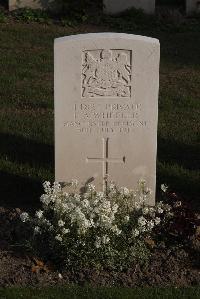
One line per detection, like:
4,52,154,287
82,49,132,98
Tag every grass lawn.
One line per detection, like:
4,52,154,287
0,11,199,211
0,286,200,299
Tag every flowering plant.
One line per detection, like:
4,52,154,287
20,180,173,271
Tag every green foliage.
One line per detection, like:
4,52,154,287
12,8,51,24
99,8,159,32
55,0,102,13
55,0,102,25
0,10,7,23
60,13,88,27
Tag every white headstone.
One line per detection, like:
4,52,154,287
186,0,200,15
104,0,155,15
55,33,160,204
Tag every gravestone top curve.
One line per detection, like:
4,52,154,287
54,32,159,44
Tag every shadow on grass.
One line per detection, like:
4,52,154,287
158,136,200,171
0,133,53,168
157,136,200,209
0,170,42,210
0,133,54,210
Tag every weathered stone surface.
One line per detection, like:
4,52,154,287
103,0,155,15
54,33,160,204
186,0,200,15
9,0,55,11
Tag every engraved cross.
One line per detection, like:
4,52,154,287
86,138,125,191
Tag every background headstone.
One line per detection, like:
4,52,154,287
54,33,160,204
9,0,55,11
103,0,155,15
186,0,200,15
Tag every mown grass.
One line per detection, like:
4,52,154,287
0,11,199,209
0,286,200,299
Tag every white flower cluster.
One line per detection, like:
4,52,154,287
20,180,174,255
131,197,173,238
41,181,123,239
20,212,29,222
94,235,111,248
